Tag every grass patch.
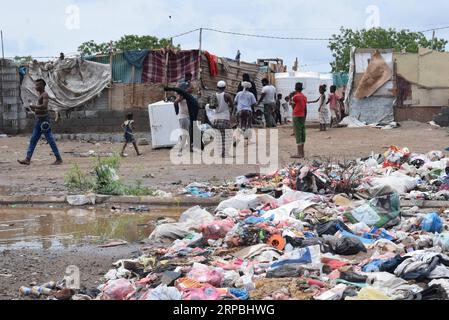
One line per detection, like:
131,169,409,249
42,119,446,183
65,154,156,196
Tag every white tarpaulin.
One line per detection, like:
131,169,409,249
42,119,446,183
21,58,111,112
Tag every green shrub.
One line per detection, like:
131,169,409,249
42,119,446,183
65,154,156,196
64,164,94,191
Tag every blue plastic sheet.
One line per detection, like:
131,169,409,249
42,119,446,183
421,213,443,234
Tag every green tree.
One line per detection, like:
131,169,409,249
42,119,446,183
329,27,448,72
13,55,33,66
78,35,179,56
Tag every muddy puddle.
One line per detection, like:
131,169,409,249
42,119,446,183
0,207,184,250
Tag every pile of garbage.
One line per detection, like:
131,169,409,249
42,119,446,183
29,147,449,300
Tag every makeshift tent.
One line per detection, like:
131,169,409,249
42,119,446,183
21,58,111,112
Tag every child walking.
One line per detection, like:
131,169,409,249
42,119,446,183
121,113,142,157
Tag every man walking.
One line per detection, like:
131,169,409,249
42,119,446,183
258,78,277,128
212,81,234,158
18,79,63,166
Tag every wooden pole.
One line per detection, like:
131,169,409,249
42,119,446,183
0,30,4,114
197,28,203,99
131,65,135,106
164,49,169,100
108,41,113,110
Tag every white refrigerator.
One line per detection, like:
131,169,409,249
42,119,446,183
148,101,181,149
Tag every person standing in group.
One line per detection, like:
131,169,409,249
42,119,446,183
237,73,258,101
235,81,257,141
310,85,329,131
258,78,277,128
327,85,341,127
282,95,291,125
174,93,191,157
275,93,283,125
291,82,308,159
18,79,63,166
237,73,258,124
164,85,200,153
120,113,142,157
212,81,234,158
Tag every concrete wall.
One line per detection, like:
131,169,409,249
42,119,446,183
21,108,150,134
0,59,23,134
395,106,442,123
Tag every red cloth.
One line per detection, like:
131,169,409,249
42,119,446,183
142,50,200,83
142,50,166,83
204,51,219,77
293,92,308,117
167,50,200,83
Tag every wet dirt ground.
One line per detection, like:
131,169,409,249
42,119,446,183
1,121,448,197
0,206,184,300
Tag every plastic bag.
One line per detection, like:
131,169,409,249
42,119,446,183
149,206,215,242
434,233,449,251
427,150,444,162
268,245,321,272
101,279,135,300
366,172,417,196
216,194,271,211
182,287,222,300
383,146,410,169
179,206,215,224
222,271,241,287
149,222,196,242
335,237,367,256
229,288,250,300
316,220,352,236
421,213,443,234
345,193,400,228
201,218,235,241
315,284,348,300
139,285,182,301
346,287,391,300
187,263,224,287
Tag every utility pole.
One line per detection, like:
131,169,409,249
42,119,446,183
432,30,436,50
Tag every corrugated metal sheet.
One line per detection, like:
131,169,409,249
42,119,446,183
1,59,22,133
85,53,142,84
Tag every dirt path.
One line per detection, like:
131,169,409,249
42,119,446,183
0,121,447,197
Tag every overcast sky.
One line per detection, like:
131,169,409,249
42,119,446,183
1,0,449,72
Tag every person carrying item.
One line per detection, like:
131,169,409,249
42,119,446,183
258,78,277,128
211,81,234,158
120,113,142,157
291,82,308,159
164,86,200,152
18,79,63,166
235,81,257,140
